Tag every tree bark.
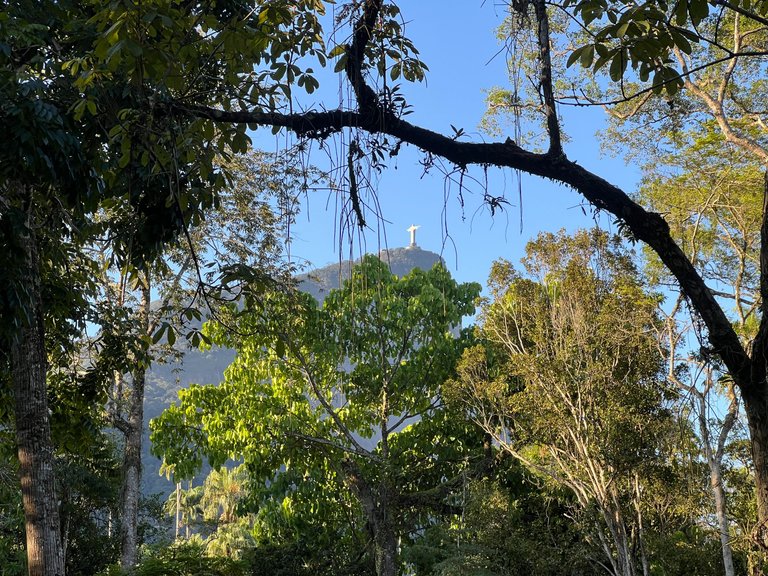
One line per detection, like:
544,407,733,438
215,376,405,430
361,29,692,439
742,387,768,547
341,459,398,576
175,482,181,539
601,490,635,576
710,461,736,576
11,211,66,576
372,483,398,576
693,378,737,576
119,278,150,569
118,369,145,568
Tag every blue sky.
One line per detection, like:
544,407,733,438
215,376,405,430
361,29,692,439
252,2,643,290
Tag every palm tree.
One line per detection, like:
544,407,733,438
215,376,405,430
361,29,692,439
200,466,248,525
164,482,203,539
199,466,255,558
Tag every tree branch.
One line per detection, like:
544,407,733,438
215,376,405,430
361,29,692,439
110,412,131,435
560,49,768,108
677,47,768,166
169,15,751,393
345,0,382,113
288,430,379,461
716,384,740,463
532,0,563,156
751,173,768,388
397,440,504,513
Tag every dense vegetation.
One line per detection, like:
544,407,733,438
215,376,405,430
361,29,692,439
4,0,768,575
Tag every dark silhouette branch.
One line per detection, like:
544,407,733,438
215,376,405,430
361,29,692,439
169,0,751,394
175,97,749,383
345,0,383,113
532,0,563,156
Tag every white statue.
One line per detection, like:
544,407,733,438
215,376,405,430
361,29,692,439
407,224,420,248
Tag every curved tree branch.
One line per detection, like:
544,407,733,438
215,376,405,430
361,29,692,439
675,42,768,166
175,97,750,388
169,0,753,395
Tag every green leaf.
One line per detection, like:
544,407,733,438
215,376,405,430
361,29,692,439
674,0,688,25
651,70,665,94
333,54,348,73
609,51,627,81
152,323,168,344
616,22,631,37
688,0,709,25
670,29,693,55
567,46,587,68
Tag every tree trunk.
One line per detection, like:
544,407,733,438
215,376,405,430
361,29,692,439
613,517,635,576
11,217,66,576
599,517,633,576
119,279,150,569
372,483,398,576
341,459,399,576
742,387,768,547
709,461,736,576
373,522,398,576
175,482,181,539
118,368,145,568
600,486,636,576
694,379,737,576
632,475,650,576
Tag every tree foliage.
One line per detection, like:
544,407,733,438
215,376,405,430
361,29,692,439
6,0,768,570
152,256,483,575
448,229,675,575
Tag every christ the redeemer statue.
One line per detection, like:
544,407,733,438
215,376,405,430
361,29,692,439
407,224,420,248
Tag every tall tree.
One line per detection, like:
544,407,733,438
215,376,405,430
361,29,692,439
1,3,228,570
597,93,764,571
7,198,66,576
151,256,485,576
448,230,673,576
1,4,105,570
89,148,309,569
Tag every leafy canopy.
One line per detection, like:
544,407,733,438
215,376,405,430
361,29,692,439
151,255,481,526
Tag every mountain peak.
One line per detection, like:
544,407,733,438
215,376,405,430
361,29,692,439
298,247,443,302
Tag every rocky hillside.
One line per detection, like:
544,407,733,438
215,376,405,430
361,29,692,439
297,246,443,302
